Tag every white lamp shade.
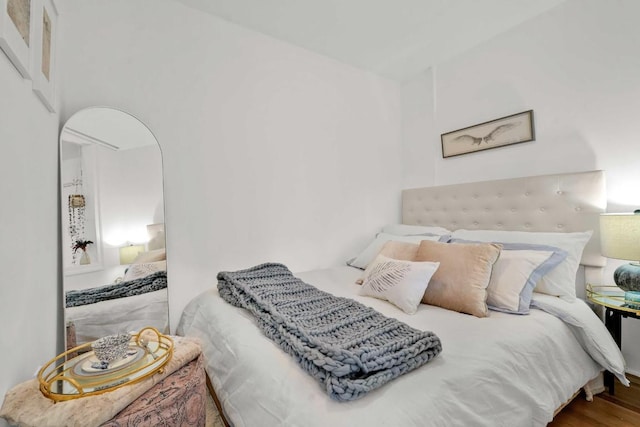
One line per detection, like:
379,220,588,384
119,244,145,265
600,213,640,261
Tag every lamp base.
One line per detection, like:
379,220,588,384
614,263,640,292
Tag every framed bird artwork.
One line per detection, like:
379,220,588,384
441,110,535,158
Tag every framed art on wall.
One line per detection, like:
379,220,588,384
31,0,56,112
0,0,33,78
441,110,535,158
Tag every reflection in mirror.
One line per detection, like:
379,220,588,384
60,107,169,349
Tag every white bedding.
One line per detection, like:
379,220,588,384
66,289,169,343
178,266,623,427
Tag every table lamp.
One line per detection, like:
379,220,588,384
119,244,145,265
600,212,640,301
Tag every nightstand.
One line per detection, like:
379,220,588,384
586,284,640,395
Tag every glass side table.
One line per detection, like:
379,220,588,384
586,284,640,395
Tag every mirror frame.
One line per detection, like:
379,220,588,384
59,106,169,350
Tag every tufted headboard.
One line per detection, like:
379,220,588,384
402,170,607,296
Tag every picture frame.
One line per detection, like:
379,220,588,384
441,110,535,158
31,0,56,112
0,0,33,78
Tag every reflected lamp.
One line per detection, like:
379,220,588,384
119,244,144,265
600,212,640,301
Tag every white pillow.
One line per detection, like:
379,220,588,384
381,224,451,236
124,260,167,281
348,233,441,269
449,239,568,314
359,254,439,314
450,230,593,300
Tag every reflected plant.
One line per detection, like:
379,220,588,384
72,239,93,253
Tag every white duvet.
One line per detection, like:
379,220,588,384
177,266,626,427
66,289,169,343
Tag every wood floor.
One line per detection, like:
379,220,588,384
550,375,640,426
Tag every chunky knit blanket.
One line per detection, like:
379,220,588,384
217,263,442,401
65,271,167,308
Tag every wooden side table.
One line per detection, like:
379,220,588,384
586,284,640,395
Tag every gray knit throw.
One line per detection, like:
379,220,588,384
217,263,442,401
66,271,167,308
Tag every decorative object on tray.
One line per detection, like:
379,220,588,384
80,347,144,375
37,326,174,402
91,333,132,366
600,212,640,301
441,110,535,158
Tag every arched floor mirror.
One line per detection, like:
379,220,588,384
60,107,169,349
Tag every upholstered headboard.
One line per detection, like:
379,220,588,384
402,170,607,296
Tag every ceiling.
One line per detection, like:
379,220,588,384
174,0,566,81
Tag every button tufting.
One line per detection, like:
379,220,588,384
511,208,516,213
497,193,503,198
473,194,479,199
556,191,563,195
525,192,531,196
540,207,546,212
497,222,503,227
473,221,479,226
557,224,564,229
575,207,581,211
462,208,468,212
525,223,531,228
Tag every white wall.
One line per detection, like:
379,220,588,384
0,52,60,421
58,0,403,333
401,0,640,374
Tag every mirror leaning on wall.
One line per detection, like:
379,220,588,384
59,107,169,350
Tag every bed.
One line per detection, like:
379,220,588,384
65,258,169,346
177,170,628,426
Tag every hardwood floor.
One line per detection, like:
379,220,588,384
550,375,640,426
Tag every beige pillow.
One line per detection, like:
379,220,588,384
124,260,167,282
415,240,501,317
355,241,420,285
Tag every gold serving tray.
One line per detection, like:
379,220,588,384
38,327,173,402
586,284,640,315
